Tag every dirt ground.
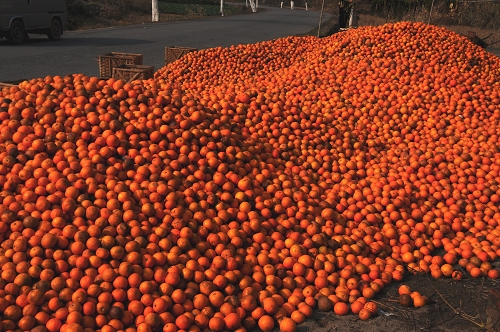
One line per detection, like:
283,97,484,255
297,271,500,332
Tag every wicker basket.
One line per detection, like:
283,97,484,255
112,64,154,83
98,52,143,79
165,46,197,66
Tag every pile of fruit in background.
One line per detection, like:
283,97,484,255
0,21,499,332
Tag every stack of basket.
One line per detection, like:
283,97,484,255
97,52,153,83
97,46,198,83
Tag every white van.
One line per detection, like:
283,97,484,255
0,0,68,44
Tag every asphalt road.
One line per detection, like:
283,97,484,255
0,6,329,82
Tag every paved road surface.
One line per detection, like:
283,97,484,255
489,48,500,58
0,6,328,82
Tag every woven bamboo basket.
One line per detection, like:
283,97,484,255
98,52,143,79
165,46,197,66
112,64,154,83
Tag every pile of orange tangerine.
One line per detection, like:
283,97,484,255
0,21,499,332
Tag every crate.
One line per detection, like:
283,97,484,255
98,52,143,79
112,64,154,83
165,46,197,66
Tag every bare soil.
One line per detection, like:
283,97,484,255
300,273,500,332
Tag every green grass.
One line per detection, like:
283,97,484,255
159,2,241,16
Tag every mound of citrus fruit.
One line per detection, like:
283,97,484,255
0,21,499,332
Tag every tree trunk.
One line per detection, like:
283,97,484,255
249,0,257,12
152,0,159,22
348,0,355,28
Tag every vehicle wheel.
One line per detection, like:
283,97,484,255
7,20,25,44
47,19,62,41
